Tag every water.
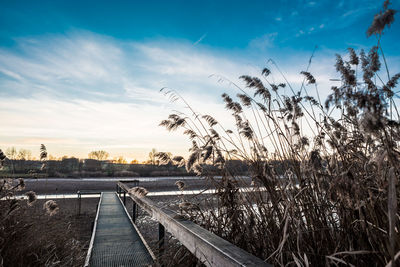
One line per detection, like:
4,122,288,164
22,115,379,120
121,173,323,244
22,176,203,182
12,186,261,200
15,189,216,199
5,176,255,200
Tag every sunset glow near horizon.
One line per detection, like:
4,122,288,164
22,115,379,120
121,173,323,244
1,0,399,161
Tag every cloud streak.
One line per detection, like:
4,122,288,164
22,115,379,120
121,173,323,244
194,33,207,46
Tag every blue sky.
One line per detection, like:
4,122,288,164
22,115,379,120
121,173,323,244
0,0,399,161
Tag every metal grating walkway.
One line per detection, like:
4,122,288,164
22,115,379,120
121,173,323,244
86,192,154,267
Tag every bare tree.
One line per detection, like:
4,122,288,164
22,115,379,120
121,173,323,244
5,147,17,160
88,150,109,160
148,148,157,165
113,156,127,164
17,149,32,160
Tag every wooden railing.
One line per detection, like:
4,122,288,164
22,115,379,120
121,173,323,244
117,181,272,267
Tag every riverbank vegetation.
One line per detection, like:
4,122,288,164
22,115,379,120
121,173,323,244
0,158,191,178
160,2,399,265
0,148,193,178
0,147,262,178
0,146,93,266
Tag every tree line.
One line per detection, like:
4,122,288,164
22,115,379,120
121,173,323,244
0,147,254,178
0,148,191,178
4,148,158,165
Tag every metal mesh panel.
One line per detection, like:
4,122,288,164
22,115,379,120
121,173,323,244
88,192,153,267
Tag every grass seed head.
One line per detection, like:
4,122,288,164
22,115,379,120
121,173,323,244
18,178,25,190
175,180,185,191
25,191,37,206
43,200,59,216
128,186,148,197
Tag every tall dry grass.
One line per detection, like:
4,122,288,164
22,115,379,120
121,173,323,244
159,2,399,265
0,145,87,267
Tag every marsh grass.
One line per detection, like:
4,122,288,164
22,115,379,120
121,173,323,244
0,196,90,266
0,146,90,266
159,2,399,265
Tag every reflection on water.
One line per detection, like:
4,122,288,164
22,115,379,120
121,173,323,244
31,189,216,199
14,187,259,199
23,176,209,182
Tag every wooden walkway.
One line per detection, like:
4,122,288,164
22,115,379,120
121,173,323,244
84,192,154,267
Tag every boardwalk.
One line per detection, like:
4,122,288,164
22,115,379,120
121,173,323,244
85,192,154,267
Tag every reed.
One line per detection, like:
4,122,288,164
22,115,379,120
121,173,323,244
160,2,399,265
0,146,87,266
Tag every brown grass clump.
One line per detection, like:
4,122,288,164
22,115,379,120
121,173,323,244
43,200,59,216
160,2,399,266
0,200,88,267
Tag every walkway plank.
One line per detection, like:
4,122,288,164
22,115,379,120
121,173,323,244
85,192,154,267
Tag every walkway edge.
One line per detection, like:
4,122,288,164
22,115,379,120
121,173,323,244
84,192,103,267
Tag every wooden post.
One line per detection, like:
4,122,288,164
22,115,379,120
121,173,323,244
132,202,137,222
158,223,165,255
123,192,126,205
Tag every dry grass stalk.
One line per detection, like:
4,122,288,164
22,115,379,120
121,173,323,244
160,1,399,265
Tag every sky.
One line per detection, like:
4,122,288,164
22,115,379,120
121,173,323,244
0,0,399,162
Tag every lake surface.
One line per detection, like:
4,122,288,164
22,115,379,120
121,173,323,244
15,186,260,199
8,175,252,199
23,176,205,182
16,188,216,199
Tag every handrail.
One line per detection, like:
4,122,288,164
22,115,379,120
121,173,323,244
84,192,103,267
117,181,272,267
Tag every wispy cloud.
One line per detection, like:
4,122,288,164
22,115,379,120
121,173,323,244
0,32,257,159
248,33,277,51
307,1,317,7
0,32,254,103
0,30,355,159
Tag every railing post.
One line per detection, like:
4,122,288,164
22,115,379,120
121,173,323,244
77,191,81,215
132,201,137,222
123,192,126,205
158,223,165,255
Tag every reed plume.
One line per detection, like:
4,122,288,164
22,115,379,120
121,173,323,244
43,200,59,216
160,1,399,265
